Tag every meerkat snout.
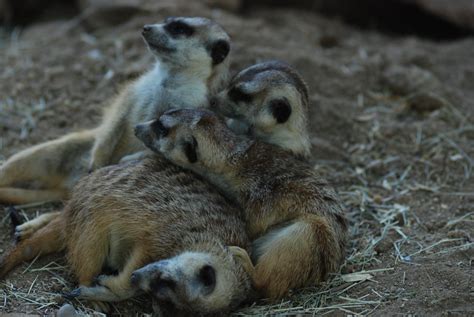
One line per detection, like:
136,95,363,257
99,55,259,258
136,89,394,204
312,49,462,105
142,25,152,35
131,252,242,313
141,17,231,70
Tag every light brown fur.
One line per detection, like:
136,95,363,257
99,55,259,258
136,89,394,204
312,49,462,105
146,109,348,299
0,17,231,205
0,129,96,204
0,157,252,314
211,60,311,159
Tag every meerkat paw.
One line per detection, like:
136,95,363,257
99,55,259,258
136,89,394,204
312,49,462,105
228,246,256,278
15,222,37,241
88,151,109,173
87,158,102,174
14,212,60,242
118,151,151,164
93,274,115,288
65,285,128,302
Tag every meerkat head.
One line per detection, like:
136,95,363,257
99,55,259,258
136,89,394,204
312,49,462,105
142,17,231,92
131,247,251,313
135,108,247,174
210,61,311,158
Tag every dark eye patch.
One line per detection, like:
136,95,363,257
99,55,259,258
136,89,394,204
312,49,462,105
198,265,216,289
151,119,169,137
228,86,252,104
210,39,230,65
150,278,176,293
165,21,194,37
270,98,292,123
184,136,198,163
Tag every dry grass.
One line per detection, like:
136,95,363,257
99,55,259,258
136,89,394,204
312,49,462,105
1,90,473,315
1,8,473,314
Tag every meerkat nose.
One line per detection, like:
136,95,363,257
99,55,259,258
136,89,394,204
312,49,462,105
130,272,140,287
209,96,218,109
142,25,153,35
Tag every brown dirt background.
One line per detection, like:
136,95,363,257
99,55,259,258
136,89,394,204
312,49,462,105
0,0,473,315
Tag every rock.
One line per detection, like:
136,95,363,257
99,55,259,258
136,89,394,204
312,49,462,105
57,304,78,317
402,0,474,30
78,0,148,29
374,231,398,253
0,0,12,25
447,229,471,241
206,0,242,12
405,92,447,113
382,65,440,96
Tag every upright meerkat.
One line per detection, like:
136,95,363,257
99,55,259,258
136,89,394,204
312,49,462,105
142,108,348,299
0,16,231,205
0,156,252,314
211,60,311,159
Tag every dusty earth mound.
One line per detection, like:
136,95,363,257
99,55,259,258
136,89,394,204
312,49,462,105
0,0,473,315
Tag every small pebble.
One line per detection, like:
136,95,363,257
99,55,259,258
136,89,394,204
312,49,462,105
405,92,447,113
57,303,78,317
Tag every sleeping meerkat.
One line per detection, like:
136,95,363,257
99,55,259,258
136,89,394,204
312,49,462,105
211,60,311,159
0,16,231,205
0,156,252,314
141,108,348,299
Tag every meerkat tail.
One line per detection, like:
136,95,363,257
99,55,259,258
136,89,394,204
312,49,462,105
251,214,342,299
0,188,68,205
0,213,64,279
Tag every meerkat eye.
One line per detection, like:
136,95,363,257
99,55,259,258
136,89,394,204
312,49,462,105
228,87,252,104
269,98,292,124
151,119,169,137
198,265,216,289
165,21,194,37
183,136,198,163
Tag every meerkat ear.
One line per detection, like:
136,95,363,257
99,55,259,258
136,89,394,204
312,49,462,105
184,136,198,163
210,39,230,65
269,99,292,124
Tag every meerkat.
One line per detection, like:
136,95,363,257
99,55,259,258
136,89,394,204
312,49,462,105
0,16,231,205
210,60,311,159
141,108,348,299
0,155,252,314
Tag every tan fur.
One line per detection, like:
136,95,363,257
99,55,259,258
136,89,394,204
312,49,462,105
147,109,348,299
211,61,311,159
0,17,231,205
0,130,95,204
0,156,252,314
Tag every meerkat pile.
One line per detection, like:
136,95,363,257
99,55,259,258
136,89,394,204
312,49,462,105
0,16,348,315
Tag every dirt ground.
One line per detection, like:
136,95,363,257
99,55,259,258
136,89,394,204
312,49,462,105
0,0,473,315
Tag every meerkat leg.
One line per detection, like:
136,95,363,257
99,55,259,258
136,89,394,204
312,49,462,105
89,99,128,172
15,211,61,241
0,130,95,204
70,247,147,302
0,213,64,278
69,236,109,288
0,188,67,205
251,215,341,299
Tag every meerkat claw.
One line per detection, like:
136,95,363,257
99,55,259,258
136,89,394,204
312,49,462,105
63,288,81,300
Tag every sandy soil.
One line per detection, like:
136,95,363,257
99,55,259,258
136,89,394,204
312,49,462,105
0,0,473,315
